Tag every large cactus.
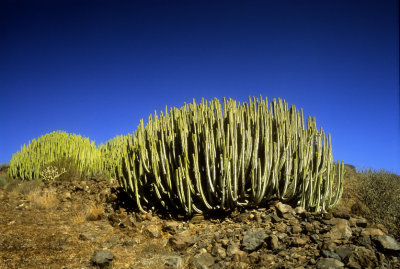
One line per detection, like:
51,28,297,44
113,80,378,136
9,131,104,180
113,96,344,215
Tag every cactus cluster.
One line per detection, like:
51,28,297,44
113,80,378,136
9,131,103,180
109,96,344,215
8,96,344,215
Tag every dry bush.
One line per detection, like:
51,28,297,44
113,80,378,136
355,169,400,239
70,201,104,224
26,188,59,210
85,202,104,221
0,174,7,188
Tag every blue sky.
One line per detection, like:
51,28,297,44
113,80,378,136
0,0,399,174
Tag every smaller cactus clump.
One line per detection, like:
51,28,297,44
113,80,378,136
111,96,344,216
9,131,103,180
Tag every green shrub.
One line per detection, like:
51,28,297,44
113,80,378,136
110,96,344,215
9,131,104,180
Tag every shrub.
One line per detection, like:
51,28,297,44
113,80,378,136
8,131,104,180
109,96,344,215
357,169,400,239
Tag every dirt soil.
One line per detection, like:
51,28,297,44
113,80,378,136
0,174,399,269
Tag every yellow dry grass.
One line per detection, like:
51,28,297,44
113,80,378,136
26,188,58,210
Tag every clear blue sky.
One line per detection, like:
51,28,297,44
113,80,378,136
0,0,399,174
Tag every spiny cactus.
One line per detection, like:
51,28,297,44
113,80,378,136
9,131,104,180
112,96,344,215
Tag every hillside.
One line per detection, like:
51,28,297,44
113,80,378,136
0,165,399,268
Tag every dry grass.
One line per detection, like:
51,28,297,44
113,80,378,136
85,202,104,221
71,201,104,224
26,188,59,210
337,166,400,240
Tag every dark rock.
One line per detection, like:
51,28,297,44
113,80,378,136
267,234,279,250
355,218,368,228
333,209,350,220
316,257,344,269
373,235,400,253
347,246,378,269
241,230,267,252
90,249,114,269
321,249,341,260
335,247,352,263
235,213,251,223
271,214,281,223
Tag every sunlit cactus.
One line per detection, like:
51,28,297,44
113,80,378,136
9,131,104,180
113,96,344,215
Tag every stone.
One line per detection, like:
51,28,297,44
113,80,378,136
316,258,344,269
355,218,368,228
321,250,341,260
164,255,184,269
227,242,240,256
335,247,352,263
193,252,215,269
305,222,314,233
328,219,352,240
373,235,400,253
333,209,350,220
235,213,251,223
294,206,307,215
347,246,378,269
258,254,274,264
291,224,302,234
233,250,249,263
360,228,384,237
191,215,205,224
143,224,161,238
211,244,226,260
79,232,97,242
241,230,267,252
163,220,180,234
293,236,309,247
90,250,114,269
275,222,287,233
267,234,279,250
275,202,294,216
169,232,195,251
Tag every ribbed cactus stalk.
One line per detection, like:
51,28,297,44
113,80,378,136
9,131,104,180
112,96,344,215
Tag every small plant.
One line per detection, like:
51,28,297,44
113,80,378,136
40,166,67,182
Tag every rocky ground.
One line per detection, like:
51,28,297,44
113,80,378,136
0,175,399,269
